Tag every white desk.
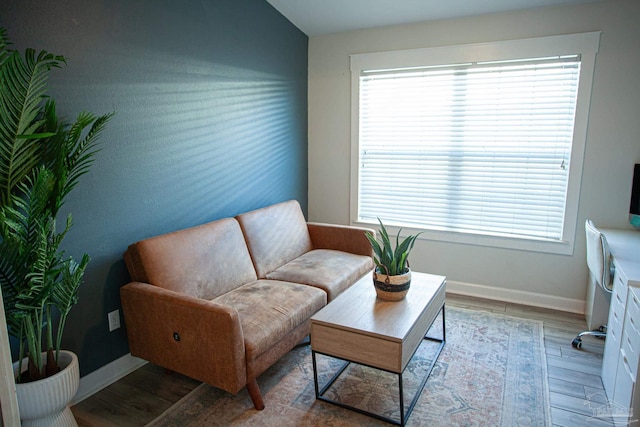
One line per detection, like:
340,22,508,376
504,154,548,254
603,229,640,287
600,228,640,425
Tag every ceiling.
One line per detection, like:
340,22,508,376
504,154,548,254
266,0,600,36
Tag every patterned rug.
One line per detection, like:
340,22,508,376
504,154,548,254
147,307,550,426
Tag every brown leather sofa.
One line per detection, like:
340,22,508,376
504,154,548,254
120,200,373,410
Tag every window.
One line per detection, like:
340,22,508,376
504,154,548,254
350,33,600,255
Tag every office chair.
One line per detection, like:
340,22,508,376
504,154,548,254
572,219,615,349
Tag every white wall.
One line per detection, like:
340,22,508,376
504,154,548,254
307,0,640,311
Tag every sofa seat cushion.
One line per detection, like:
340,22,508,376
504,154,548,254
212,280,326,361
266,249,373,302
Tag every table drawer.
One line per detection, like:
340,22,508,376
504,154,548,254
311,322,401,371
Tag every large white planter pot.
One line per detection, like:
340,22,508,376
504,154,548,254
13,350,79,427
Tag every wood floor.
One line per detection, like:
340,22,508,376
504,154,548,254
71,293,614,427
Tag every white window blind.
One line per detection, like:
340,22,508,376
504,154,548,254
358,56,581,241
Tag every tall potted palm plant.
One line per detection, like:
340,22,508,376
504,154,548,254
0,27,113,425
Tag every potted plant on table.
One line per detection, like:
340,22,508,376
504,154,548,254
365,218,423,301
0,27,113,426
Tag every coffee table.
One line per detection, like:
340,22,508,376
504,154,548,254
310,271,446,426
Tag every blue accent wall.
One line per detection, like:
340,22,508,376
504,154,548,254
0,0,308,375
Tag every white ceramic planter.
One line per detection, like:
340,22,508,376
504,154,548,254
13,350,79,427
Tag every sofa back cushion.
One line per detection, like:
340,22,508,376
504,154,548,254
236,200,313,278
124,218,258,300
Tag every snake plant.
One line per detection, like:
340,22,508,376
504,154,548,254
0,27,113,382
365,218,423,276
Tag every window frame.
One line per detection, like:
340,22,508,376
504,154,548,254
349,32,601,255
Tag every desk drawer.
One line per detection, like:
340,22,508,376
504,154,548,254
613,347,636,427
621,288,640,379
602,318,622,397
609,290,626,338
609,271,628,339
626,288,640,335
602,270,629,397
620,326,640,380
612,269,628,313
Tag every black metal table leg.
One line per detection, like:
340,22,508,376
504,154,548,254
312,305,446,426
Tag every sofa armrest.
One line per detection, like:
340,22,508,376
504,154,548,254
120,282,247,394
307,222,375,257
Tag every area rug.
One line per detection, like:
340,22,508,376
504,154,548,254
147,307,550,426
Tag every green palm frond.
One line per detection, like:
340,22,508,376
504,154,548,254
40,102,114,216
52,254,88,317
0,28,10,67
0,168,56,341
0,41,64,208
0,242,26,337
58,111,114,212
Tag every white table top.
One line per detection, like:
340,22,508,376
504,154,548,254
602,227,640,286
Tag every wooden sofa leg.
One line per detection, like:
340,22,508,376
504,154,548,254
247,378,265,410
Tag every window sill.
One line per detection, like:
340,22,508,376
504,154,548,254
353,220,574,256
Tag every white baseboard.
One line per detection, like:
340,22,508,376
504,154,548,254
446,279,585,315
72,353,147,405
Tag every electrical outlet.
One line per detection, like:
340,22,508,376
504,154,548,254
108,309,121,332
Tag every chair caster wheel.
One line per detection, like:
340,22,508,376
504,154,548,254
572,338,583,349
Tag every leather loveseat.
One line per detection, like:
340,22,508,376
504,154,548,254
120,200,373,410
